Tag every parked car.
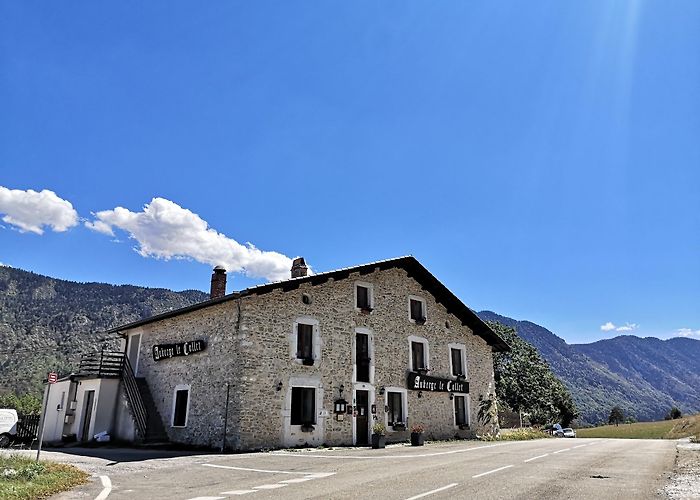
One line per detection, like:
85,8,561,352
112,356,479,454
562,427,576,438
0,409,18,447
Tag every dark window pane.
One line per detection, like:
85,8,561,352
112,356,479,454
388,392,403,424
411,341,425,370
410,299,424,320
357,286,370,309
451,348,463,376
296,324,313,360
173,389,189,426
291,387,316,425
455,396,466,425
356,333,370,382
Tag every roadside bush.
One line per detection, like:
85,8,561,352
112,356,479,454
479,428,551,441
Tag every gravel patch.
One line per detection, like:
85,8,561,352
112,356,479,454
665,442,700,499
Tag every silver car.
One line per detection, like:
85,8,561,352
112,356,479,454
562,427,576,438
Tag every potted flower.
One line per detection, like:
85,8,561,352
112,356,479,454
371,423,386,449
411,424,425,446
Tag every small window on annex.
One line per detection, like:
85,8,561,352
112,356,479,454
411,341,427,370
409,298,426,323
172,387,190,427
454,395,468,427
296,323,314,363
291,387,316,426
356,285,372,311
387,391,404,426
451,348,465,377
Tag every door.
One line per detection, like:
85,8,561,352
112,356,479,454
80,390,95,442
127,333,141,374
356,390,369,446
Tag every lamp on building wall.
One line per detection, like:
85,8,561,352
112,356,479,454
334,398,348,414
449,393,454,401
417,391,423,399
378,386,385,396
276,381,283,392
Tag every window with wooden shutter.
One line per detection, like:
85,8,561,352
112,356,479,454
296,323,313,361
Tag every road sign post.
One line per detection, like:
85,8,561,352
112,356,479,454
36,372,57,462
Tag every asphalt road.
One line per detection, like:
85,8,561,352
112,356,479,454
34,438,676,499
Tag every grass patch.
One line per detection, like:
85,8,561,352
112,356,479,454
577,413,700,439
0,455,88,500
480,428,552,441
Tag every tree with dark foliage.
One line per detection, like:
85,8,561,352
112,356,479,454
608,406,625,426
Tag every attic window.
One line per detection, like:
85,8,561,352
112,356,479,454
302,294,312,305
355,283,374,312
409,297,426,324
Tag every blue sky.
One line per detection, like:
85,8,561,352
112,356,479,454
1,1,698,344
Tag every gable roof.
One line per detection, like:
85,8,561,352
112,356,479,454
108,256,510,352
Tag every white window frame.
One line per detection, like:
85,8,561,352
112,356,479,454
407,335,430,371
171,384,191,428
408,295,427,323
448,343,468,378
290,317,322,365
353,327,375,384
354,281,375,312
453,393,470,428
384,387,408,432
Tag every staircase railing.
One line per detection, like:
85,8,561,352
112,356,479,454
120,356,148,439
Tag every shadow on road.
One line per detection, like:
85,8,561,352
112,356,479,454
44,446,214,465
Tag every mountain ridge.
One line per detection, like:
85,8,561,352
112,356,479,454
478,310,700,423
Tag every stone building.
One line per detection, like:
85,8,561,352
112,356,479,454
43,256,508,450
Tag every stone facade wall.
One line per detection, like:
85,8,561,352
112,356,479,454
124,266,497,450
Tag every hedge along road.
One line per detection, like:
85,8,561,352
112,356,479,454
7,438,677,500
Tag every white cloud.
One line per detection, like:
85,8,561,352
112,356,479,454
600,322,639,333
676,328,700,338
0,186,79,235
86,197,294,282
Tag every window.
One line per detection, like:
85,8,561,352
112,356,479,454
172,386,190,427
409,297,426,323
387,391,404,425
454,395,468,427
451,348,464,377
296,323,313,362
411,341,426,370
356,285,371,310
291,387,316,425
356,332,371,382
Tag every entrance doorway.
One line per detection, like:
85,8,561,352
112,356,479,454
127,333,141,374
80,390,95,442
356,390,369,446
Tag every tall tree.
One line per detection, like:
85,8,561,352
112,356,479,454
608,406,625,426
489,321,578,426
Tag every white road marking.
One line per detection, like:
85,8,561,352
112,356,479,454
219,491,257,496
524,453,549,463
472,465,514,478
187,497,226,500
572,444,587,449
202,463,328,475
271,441,519,460
279,478,314,483
553,448,571,454
94,475,112,500
253,484,287,490
404,483,459,500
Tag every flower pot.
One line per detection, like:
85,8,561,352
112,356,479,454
411,432,424,446
371,434,386,449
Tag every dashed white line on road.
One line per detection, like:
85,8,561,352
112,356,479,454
94,475,112,500
219,491,257,496
279,477,314,483
472,465,514,478
524,453,549,463
202,463,327,475
572,444,587,449
553,448,571,454
253,484,287,489
188,497,226,500
404,483,459,500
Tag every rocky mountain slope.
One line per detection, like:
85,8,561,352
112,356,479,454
0,266,208,396
478,310,700,424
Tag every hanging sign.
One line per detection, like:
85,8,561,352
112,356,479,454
47,372,58,384
407,372,468,393
153,339,207,361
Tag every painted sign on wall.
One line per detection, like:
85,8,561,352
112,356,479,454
407,372,469,393
152,340,206,361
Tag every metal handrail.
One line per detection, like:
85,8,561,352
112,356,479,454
121,356,148,439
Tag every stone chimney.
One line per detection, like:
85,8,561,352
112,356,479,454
290,257,308,278
210,266,227,299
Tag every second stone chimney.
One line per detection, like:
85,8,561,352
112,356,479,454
210,266,227,299
290,257,308,278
